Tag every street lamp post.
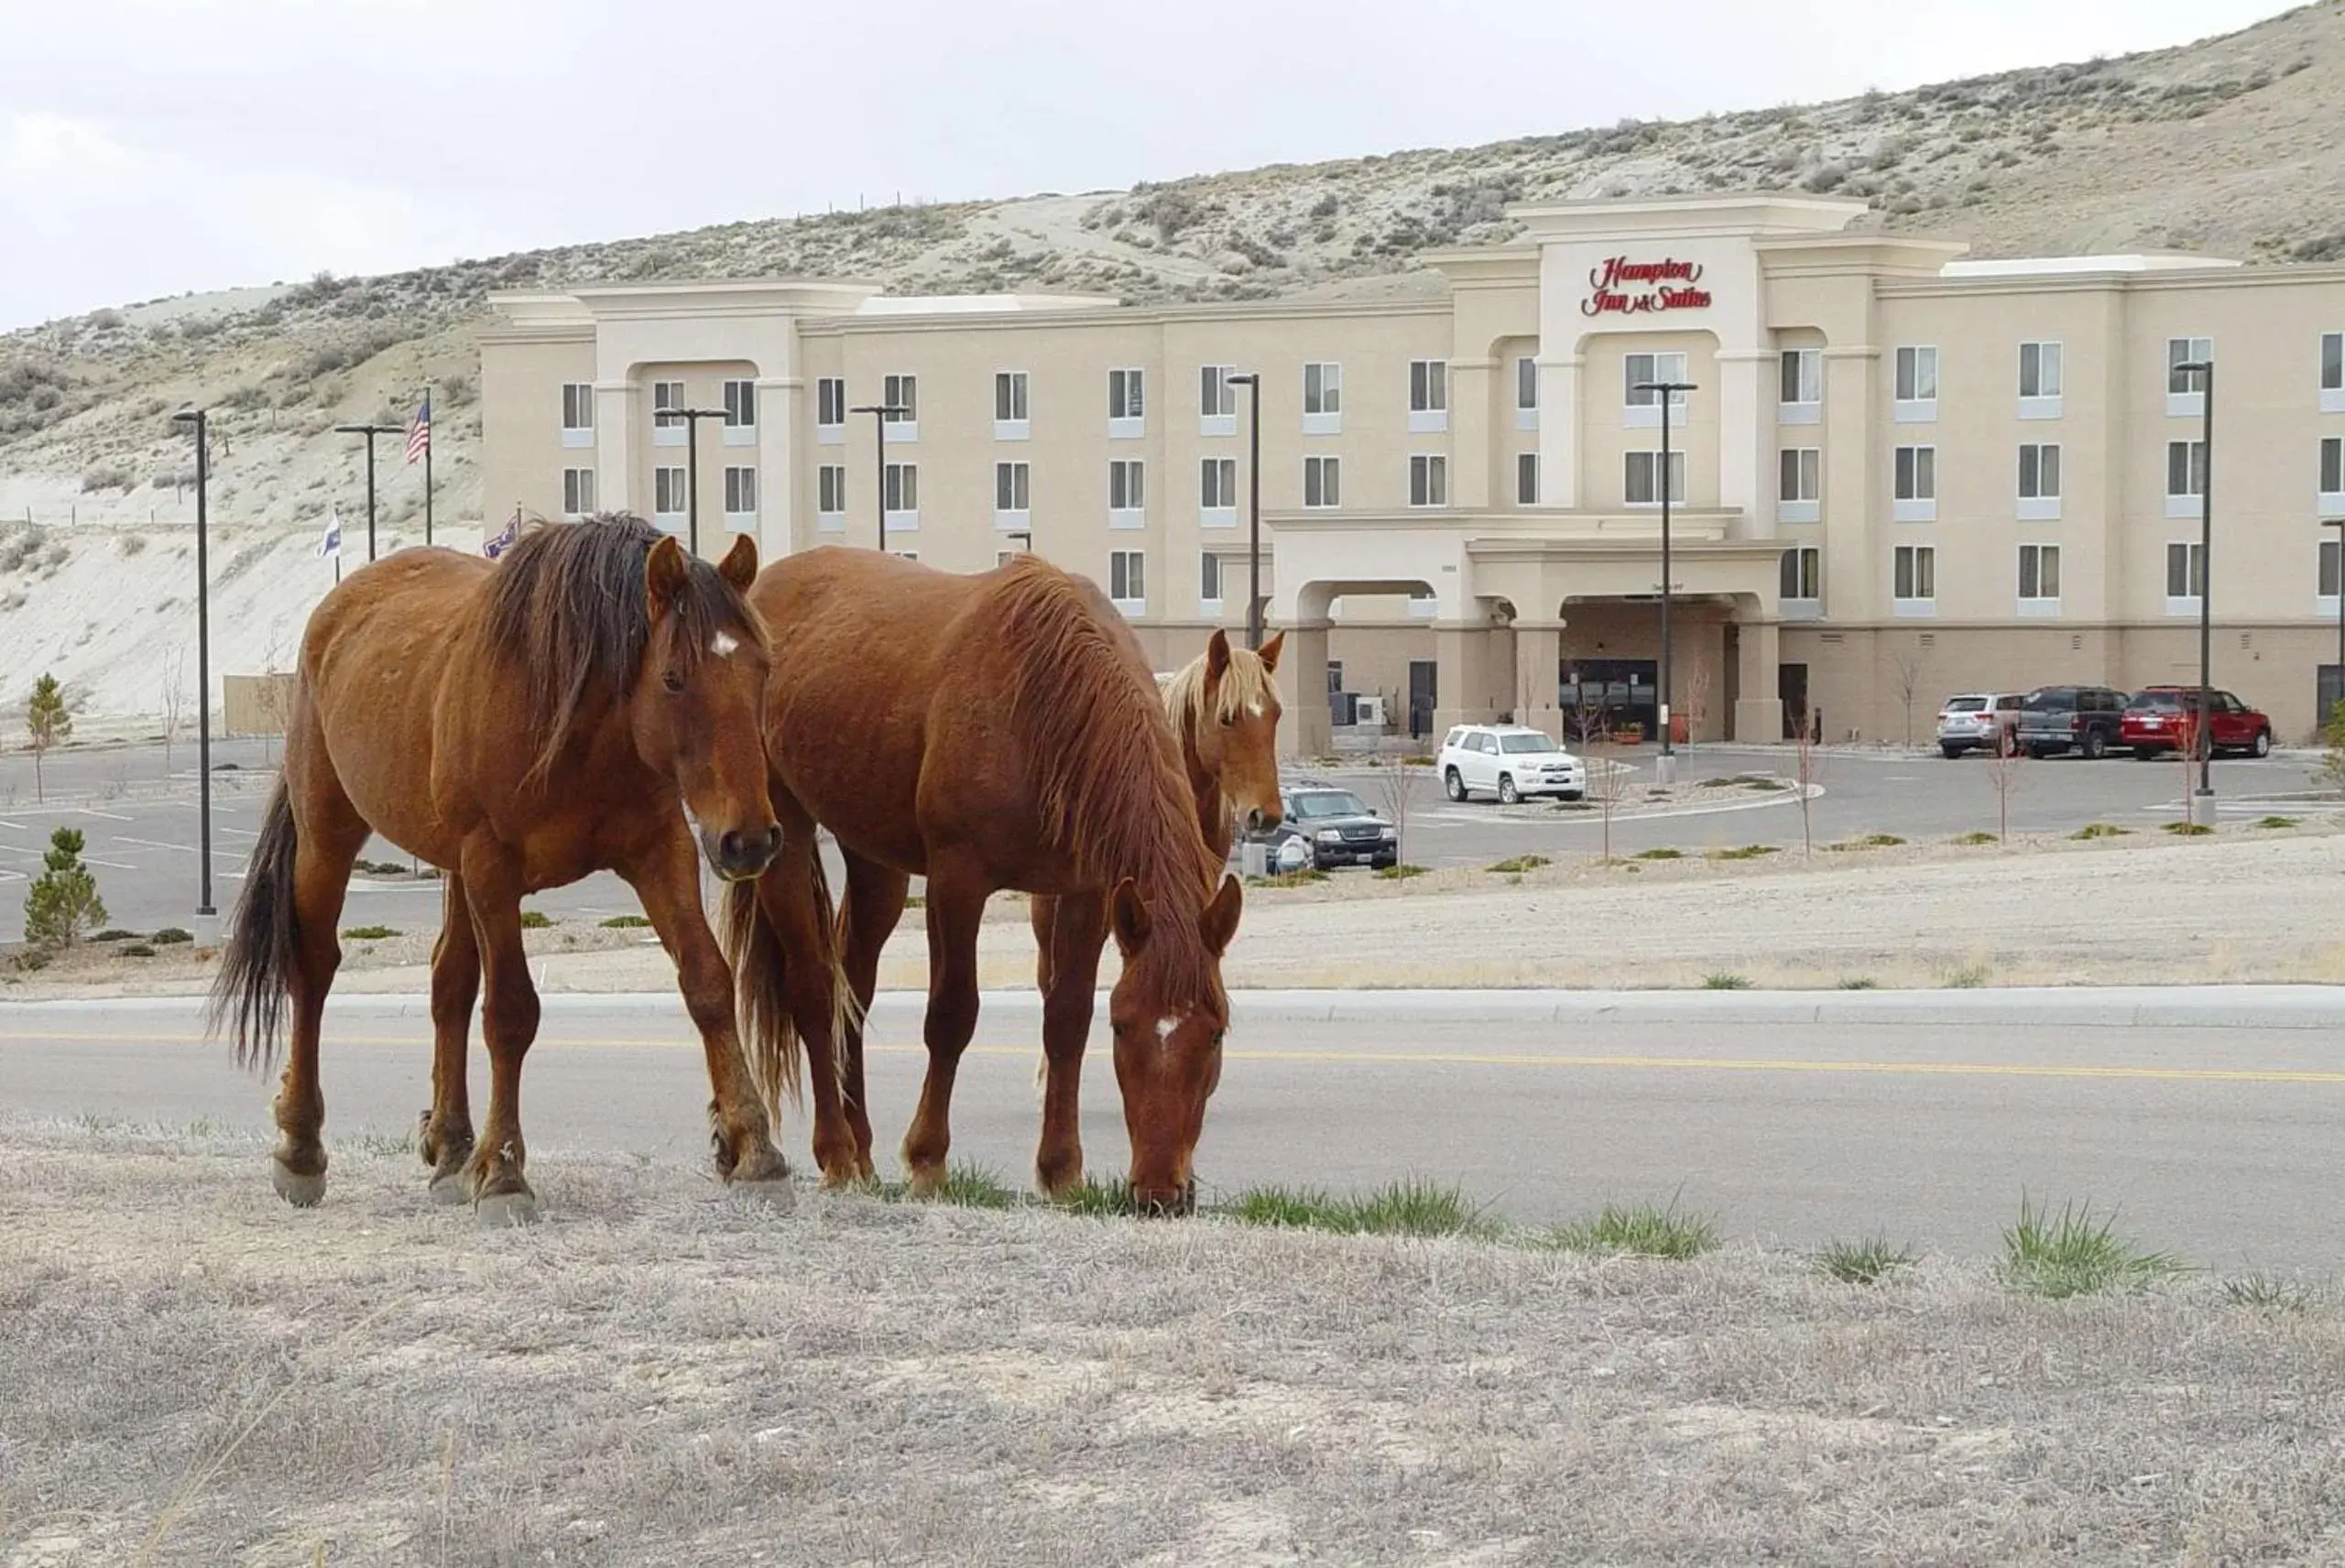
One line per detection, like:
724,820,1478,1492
1005,528,1032,557
660,407,725,556
1636,379,1698,784
170,408,216,923
333,421,402,562
2176,360,2217,826
851,403,910,552
1227,372,1262,648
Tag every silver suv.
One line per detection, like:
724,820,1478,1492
1936,692,2023,757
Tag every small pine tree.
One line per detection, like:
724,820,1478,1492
26,672,69,803
24,827,106,947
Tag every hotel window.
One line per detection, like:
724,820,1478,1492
994,460,1030,521
2321,539,2341,601
1779,348,1822,422
1409,359,1448,432
1777,448,1820,524
2165,541,2206,607
2018,443,2062,520
1516,452,1540,506
1779,546,1820,604
722,378,757,445
561,466,594,520
2166,439,2207,517
882,374,917,422
2018,544,2061,612
1108,459,1145,527
1108,367,1145,436
2323,332,2345,412
816,376,847,442
882,462,918,525
2018,342,2063,419
1199,365,1237,436
994,371,1030,441
1408,453,1447,508
1303,361,1342,433
816,463,846,528
1624,351,1687,427
1109,550,1146,611
560,382,594,447
1303,454,1341,509
1200,551,1224,609
2321,437,2344,514
1892,445,1936,521
1892,544,1936,612
653,464,687,518
2166,337,2211,416
1624,450,1685,506
722,465,757,517
1515,354,1539,430
1200,456,1238,526
651,380,685,446
1893,346,1937,420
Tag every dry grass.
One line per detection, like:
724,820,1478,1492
6,1120,2345,1564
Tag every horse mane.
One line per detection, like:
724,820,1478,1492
1162,642,1282,735
994,557,1223,1001
480,512,763,782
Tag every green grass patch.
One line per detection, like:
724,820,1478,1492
151,927,192,945
2222,1273,2314,1311
1815,1235,1917,1285
90,930,140,943
2164,821,2215,837
1954,831,1999,846
1485,855,1552,875
1941,965,1988,989
1702,972,1753,990
1707,844,1781,862
1375,864,1430,880
1542,1198,1720,1260
2070,822,2130,840
1826,833,1906,852
1631,846,1683,861
117,943,156,958
340,925,398,942
518,909,552,930
1741,779,1789,792
1245,868,1330,889
599,914,653,929
1837,976,1880,990
876,1160,1019,1209
1053,1178,1135,1218
1999,1196,2189,1300
2254,815,2302,830
354,858,409,877
1220,1179,1500,1239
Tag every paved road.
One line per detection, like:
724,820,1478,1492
7,990,2343,1268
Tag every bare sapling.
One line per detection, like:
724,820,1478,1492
1792,709,1820,857
159,644,187,775
1890,650,1924,751
1980,723,2023,843
1370,757,1418,866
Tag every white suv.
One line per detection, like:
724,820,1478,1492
1437,724,1587,804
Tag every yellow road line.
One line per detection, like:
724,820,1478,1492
8,1031,2345,1084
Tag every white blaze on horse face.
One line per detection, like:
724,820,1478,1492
711,631,739,659
1156,1016,1178,1044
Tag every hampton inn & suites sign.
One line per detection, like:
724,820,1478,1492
1581,256,1714,317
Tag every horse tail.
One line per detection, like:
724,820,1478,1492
207,779,300,1071
718,872,802,1121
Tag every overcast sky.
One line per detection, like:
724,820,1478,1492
0,0,2299,331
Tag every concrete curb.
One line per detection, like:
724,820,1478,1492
13,985,2345,1030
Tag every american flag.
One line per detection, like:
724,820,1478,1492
405,394,431,465
484,506,519,561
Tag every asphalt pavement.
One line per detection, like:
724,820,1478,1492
8,988,2344,1268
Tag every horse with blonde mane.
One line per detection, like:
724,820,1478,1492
719,548,1243,1212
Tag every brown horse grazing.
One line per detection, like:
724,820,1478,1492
1023,629,1284,1195
719,548,1243,1212
210,514,792,1224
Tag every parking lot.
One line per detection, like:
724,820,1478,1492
0,735,2336,943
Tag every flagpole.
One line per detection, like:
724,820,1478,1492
422,382,434,548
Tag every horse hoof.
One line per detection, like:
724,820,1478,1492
427,1171,470,1206
270,1160,326,1208
729,1177,798,1214
474,1191,540,1227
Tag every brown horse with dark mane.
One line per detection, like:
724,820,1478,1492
210,514,792,1223
1023,628,1284,1195
719,548,1243,1211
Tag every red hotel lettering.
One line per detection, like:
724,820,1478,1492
1582,256,1713,317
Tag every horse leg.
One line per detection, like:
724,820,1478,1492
418,869,479,1203
835,848,909,1177
1033,889,1106,1200
760,820,865,1185
625,834,794,1203
900,855,987,1198
456,846,543,1225
271,783,369,1207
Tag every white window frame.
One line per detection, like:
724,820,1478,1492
2017,443,2062,521
722,378,757,445
2165,540,2206,615
722,464,757,520
1624,450,1685,508
651,380,686,447
2166,338,2212,417
1779,547,1821,620
883,461,919,532
1777,447,1820,524
1200,456,1238,528
993,460,1030,530
2323,332,2345,414
1303,361,1342,434
816,463,846,531
1303,454,1340,509
1624,351,1688,429
2320,537,2341,617
561,466,595,520
1892,345,1938,423
994,371,1030,441
652,464,687,522
2166,439,2207,518
1892,544,1936,616
1109,549,1146,615
1108,459,1146,528
1408,453,1448,509
2017,342,2063,420
1778,348,1822,424
1409,359,1449,433
2018,543,2061,616
560,382,595,448
1199,550,1225,615
1515,355,1540,431
1892,445,1936,522
1108,367,1145,439
2320,436,2345,517
883,374,919,441
1516,452,1540,506
816,376,847,444
1198,365,1237,437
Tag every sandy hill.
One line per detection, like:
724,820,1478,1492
4,3,2344,730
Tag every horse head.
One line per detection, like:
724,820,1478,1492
1190,628,1285,835
634,533,780,881
1106,872,1244,1214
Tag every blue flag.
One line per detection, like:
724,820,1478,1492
316,505,341,559
484,506,519,560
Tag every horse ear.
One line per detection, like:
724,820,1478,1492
1205,627,1231,686
1200,873,1244,957
1259,629,1285,674
1109,877,1153,956
717,533,758,592
645,535,689,612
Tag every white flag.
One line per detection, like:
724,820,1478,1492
317,505,342,560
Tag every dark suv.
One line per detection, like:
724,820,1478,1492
2014,685,2129,758
1238,780,1399,871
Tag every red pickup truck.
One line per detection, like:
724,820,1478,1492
2120,687,2274,759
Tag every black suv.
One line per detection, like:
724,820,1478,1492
2013,684,2129,758
1238,780,1399,871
